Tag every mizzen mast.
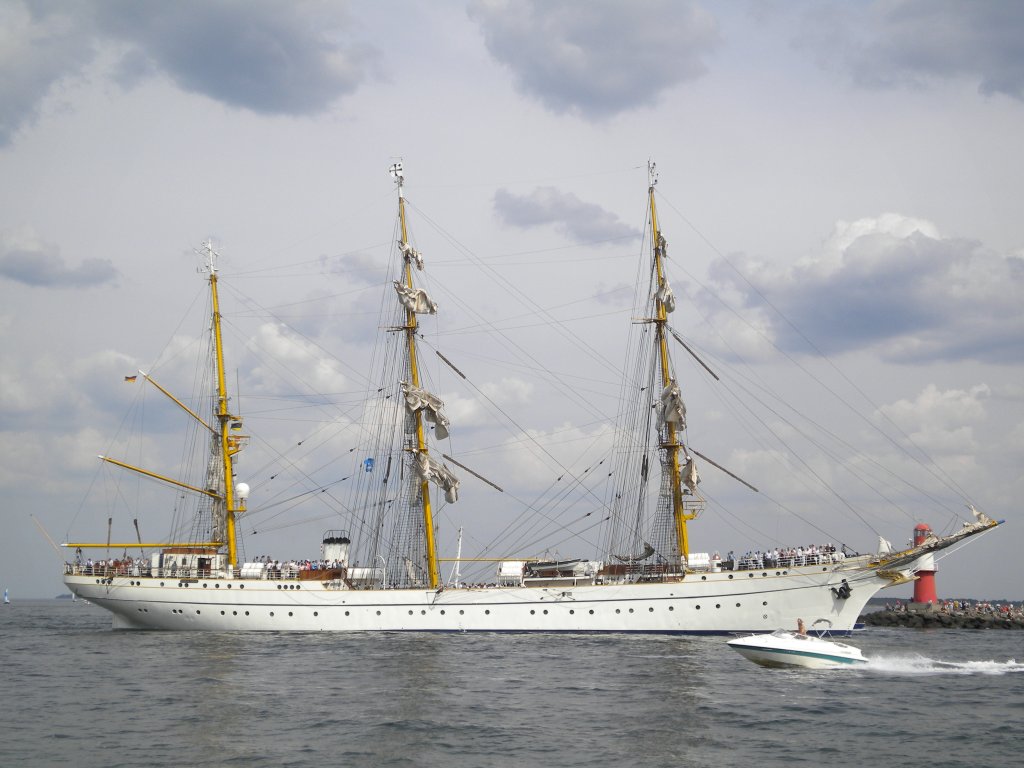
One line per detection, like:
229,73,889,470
203,241,247,568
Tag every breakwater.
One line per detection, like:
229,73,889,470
862,609,1024,629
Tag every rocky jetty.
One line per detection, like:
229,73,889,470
862,609,1024,630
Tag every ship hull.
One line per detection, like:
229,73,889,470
65,560,890,634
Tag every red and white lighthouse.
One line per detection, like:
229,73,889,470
912,523,938,605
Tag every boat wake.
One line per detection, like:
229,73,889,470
864,655,1024,676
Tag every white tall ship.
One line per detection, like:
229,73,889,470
63,163,1000,632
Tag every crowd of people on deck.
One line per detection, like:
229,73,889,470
246,556,346,578
723,544,845,571
64,552,350,580
69,554,145,577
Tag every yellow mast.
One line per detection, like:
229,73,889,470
648,164,695,562
204,241,246,568
392,164,441,589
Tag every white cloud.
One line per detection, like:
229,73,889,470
0,228,117,288
246,323,347,396
468,0,719,118
698,214,1024,363
878,383,989,454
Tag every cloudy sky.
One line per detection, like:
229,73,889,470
2,0,1022,600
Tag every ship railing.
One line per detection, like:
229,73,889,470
63,562,313,581
731,552,844,571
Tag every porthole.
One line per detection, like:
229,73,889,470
459,610,465,615
716,604,721,609
762,601,768,606
736,603,741,607
233,611,238,616
748,574,754,578
440,610,446,615
288,612,293,617
485,610,490,615
543,609,548,615
277,585,282,590
696,605,701,610
376,610,381,616
615,609,621,614
270,611,275,617
421,610,426,615
203,583,208,588
160,582,165,586
244,611,249,616
220,610,225,615
530,610,536,615
588,609,594,615
701,575,707,580
313,611,318,617
296,585,301,590
728,575,733,580
409,610,414,615
215,583,220,588
240,584,244,589
628,608,634,614
227,584,232,588
649,607,654,612
669,606,674,611
196,610,201,615
569,609,575,615
345,611,350,616
762,573,767,577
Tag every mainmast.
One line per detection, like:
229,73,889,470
203,241,247,568
391,163,441,589
647,163,698,563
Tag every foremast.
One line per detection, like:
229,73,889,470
391,163,441,589
648,162,700,565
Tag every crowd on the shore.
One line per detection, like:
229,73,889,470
885,599,1024,617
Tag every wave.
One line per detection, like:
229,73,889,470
865,654,1024,676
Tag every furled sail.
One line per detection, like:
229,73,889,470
416,452,460,503
394,281,438,314
399,241,424,270
655,281,676,313
401,382,450,440
612,542,656,563
657,379,687,429
682,455,700,494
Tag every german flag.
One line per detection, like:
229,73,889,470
124,375,137,382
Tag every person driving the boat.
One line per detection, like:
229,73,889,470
796,618,807,635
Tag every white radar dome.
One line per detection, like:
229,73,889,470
236,482,250,500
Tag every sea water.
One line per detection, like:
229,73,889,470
1,599,1021,768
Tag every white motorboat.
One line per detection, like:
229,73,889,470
727,629,868,669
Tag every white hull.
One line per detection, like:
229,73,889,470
65,560,889,633
727,630,868,668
